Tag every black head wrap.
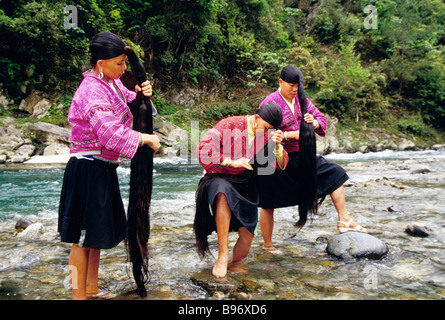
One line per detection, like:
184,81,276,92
280,65,302,84
90,31,127,66
256,102,283,129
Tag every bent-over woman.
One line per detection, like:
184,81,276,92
194,103,288,278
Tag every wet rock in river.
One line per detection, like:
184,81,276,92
405,224,431,238
315,236,329,244
190,269,258,297
387,205,404,213
409,165,432,174
15,217,33,231
326,232,388,260
16,223,45,240
191,270,237,294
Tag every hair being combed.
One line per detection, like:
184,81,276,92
294,69,319,228
194,174,215,259
125,45,153,298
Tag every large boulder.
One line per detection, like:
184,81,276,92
43,142,70,156
316,115,340,155
9,143,36,163
326,232,389,260
0,117,34,163
0,119,27,148
28,121,70,144
18,90,52,118
153,119,189,157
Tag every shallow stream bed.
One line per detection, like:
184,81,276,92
0,150,444,300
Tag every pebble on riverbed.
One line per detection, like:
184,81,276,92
15,217,33,232
191,270,237,295
404,224,432,238
16,223,45,240
190,269,258,299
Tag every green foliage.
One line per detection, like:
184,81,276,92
315,40,389,124
0,0,443,134
239,51,287,87
0,1,88,99
166,101,257,130
202,101,256,123
407,51,445,129
150,89,175,115
287,45,328,88
397,113,426,136
0,58,21,90
313,6,339,44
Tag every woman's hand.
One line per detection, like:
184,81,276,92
135,80,152,97
140,133,160,152
271,130,283,152
229,157,253,170
303,113,319,129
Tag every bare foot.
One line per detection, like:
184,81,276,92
212,254,229,278
72,290,88,300
86,291,117,300
262,246,284,255
228,261,249,274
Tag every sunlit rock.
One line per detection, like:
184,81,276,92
326,232,388,260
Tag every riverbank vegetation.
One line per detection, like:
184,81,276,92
0,0,444,144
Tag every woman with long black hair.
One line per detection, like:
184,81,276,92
257,65,367,254
194,103,289,278
58,31,160,299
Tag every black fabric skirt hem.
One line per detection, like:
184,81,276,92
58,157,127,249
257,152,349,209
202,174,259,235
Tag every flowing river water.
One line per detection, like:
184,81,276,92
0,149,444,300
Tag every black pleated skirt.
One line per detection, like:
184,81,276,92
199,173,259,235
58,157,127,249
257,152,349,209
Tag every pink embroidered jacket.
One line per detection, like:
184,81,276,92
195,116,289,175
259,90,327,152
68,72,140,161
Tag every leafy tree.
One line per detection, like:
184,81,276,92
0,1,88,99
315,40,388,124
0,0,443,134
287,44,328,88
407,51,445,129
